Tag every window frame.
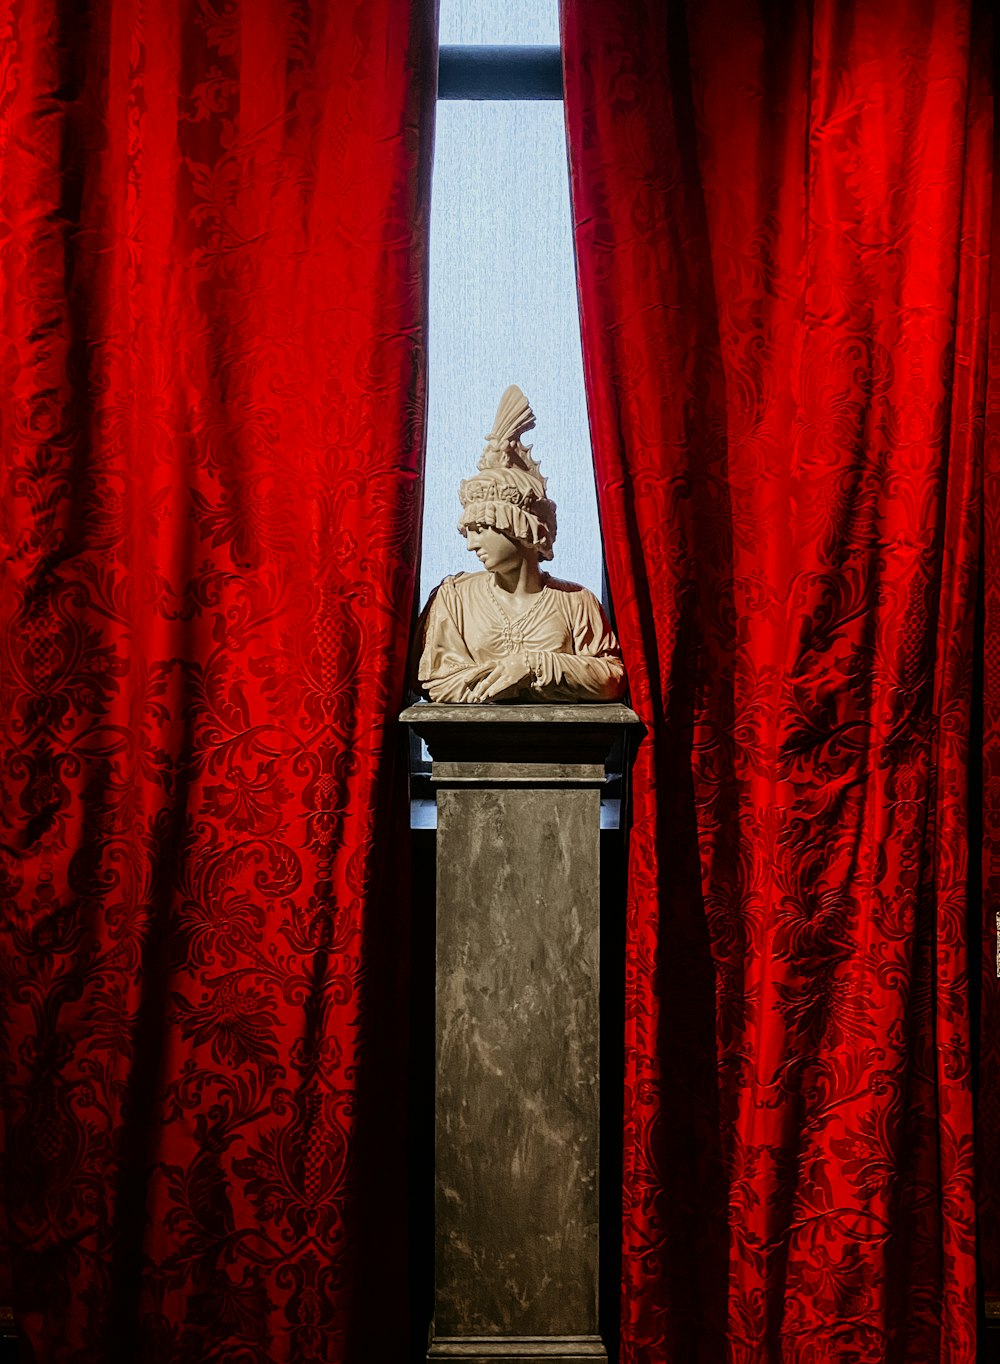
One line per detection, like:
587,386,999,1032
437,44,563,100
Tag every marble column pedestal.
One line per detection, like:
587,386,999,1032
400,703,639,1364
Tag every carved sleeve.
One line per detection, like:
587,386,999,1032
526,590,626,702
414,579,492,703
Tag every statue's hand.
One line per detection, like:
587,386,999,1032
467,654,532,702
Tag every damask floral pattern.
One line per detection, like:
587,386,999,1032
980,105,1000,1317
563,1,991,1359
0,2,435,1359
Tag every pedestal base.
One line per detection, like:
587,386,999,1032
427,1335,608,1361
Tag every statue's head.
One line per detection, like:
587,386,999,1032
458,385,558,563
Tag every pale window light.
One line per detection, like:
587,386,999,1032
421,0,602,607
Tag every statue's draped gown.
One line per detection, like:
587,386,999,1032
416,570,625,702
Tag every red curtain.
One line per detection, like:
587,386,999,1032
981,87,1000,1319
0,2,435,1360
563,1,992,1360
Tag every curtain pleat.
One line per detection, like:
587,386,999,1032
980,33,1000,1322
563,1,992,1358
0,2,436,1359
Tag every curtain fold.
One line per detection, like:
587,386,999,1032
0,2,435,1360
980,64,1000,1321
562,1,992,1359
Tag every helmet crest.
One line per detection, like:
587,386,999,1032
458,386,557,561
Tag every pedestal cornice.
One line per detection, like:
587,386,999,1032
400,702,641,774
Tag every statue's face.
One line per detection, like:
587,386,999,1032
466,525,523,575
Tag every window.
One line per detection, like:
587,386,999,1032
419,0,602,608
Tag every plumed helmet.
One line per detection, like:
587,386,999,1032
458,385,558,561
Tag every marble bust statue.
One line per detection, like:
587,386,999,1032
414,385,626,703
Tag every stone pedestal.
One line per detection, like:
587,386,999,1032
400,703,639,1364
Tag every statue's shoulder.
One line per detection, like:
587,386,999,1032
425,571,482,612
545,574,588,594
544,576,601,606
436,570,484,596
